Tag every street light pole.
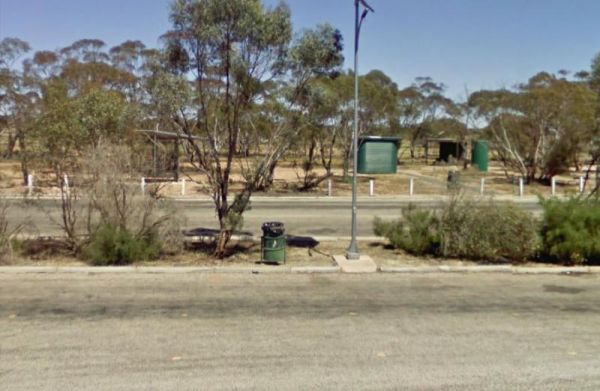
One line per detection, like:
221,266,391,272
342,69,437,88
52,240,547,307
346,0,373,260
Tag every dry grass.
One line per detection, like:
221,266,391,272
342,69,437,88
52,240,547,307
5,237,564,268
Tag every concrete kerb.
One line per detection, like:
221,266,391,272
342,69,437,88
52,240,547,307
0,265,339,274
380,265,600,275
1,265,599,275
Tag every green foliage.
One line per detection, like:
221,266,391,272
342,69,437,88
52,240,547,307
0,201,23,263
33,82,127,171
85,224,161,266
540,197,600,265
374,197,539,262
288,24,344,78
74,88,127,146
373,205,440,256
591,52,600,94
439,197,539,262
0,205,12,262
470,72,598,181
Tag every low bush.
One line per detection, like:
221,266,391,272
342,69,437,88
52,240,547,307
373,205,439,256
85,224,161,266
439,197,538,262
41,142,184,263
0,201,24,263
540,196,600,265
374,196,539,263
0,204,12,262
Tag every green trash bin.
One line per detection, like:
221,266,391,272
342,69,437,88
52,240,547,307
261,222,286,264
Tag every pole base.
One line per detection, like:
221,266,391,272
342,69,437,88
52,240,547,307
346,241,360,260
333,254,377,273
345,250,360,260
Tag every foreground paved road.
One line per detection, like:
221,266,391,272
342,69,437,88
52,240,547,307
6,197,542,238
1,273,599,390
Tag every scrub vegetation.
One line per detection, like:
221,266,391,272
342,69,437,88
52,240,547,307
1,0,600,263
374,196,538,263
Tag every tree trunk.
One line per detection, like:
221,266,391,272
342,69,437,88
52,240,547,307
342,149,350,182
215,228,232,259
17,129,28,185
4,133,16,159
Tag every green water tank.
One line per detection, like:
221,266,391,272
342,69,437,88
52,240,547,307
357,136,400,174
472,140,489,172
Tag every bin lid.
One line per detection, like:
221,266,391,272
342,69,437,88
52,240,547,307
262,221,285,235
262,221,284,229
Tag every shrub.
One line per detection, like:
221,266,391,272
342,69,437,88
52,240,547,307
0,201,24,263
540,196,600,264
374,196,539,262
0,204,12,262
85,224,161,266
43,142,184,259
373,205,440,256
439,197,539,262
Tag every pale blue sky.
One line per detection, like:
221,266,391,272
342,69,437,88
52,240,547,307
1,0,599,99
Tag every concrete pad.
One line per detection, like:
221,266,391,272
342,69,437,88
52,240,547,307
333,255,378,273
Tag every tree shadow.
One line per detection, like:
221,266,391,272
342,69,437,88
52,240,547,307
183,228,322,260
286,235,319,249
182,227,256,258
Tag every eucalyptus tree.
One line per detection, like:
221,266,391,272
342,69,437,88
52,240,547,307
397,77,454,159
0,37,33,180
591,53,600,94
160,0,343,257
470,72,598,182
294,75,345,190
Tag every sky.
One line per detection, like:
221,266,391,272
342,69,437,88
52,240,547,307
1,0,600,100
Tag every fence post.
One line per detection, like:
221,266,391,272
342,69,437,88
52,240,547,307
579,176,585,194
369,179,374,197
327,179,332,197
181,178,186,196
518,177,524,197
480,177,485,195
551,177,556,196
27,174,33,196
141,177,146,195
409,178,414,196
63,174,70,196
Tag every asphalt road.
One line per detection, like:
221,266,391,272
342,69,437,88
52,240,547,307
1,272,599,390
5,197,543,238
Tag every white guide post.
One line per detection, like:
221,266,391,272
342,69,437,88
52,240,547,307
409,178,414,196
518,177,524,197
27,174,34,196
480,177,485,195
63,174,70,196
369,179,374,197
551,177,556,196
